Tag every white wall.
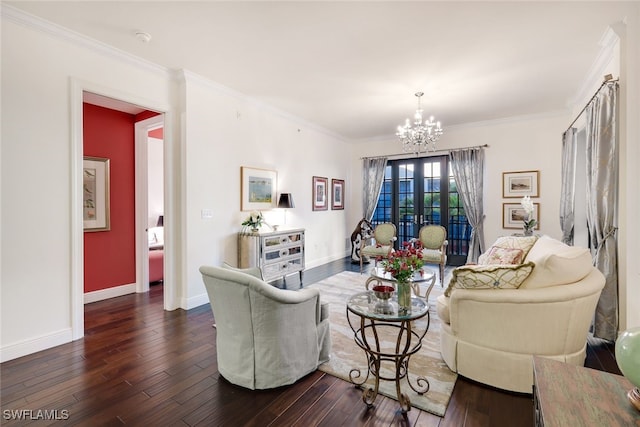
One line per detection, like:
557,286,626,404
148,137,164,228
1,12,174,361
616,11,640,331
179,72,352,308
349,112,571,247
0,15,354,359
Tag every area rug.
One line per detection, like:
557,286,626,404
307,271,457,417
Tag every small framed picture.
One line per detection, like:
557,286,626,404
331,179,345,210
502,170,539,198
503,203,540,229
241,166,277,211
83,156,111,232
312,176,328,211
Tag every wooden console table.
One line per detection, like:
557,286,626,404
533,356,640,426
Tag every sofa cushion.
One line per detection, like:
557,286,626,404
445,262,535,297
520,236,593,289
478,235,538,265
482,246,525,265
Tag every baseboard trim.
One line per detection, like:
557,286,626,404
0,328,73,363
182,292,210,310
84,283,136,304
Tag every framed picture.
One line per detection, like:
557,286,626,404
331,179,345,210
241,166,277,211
502,170,540,198
83,156,111,232
503,203,540,229
312,176,328,211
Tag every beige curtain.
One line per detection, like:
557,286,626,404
449,147,485,263
585,82,619,341
362,158,387,221
559,128,577,245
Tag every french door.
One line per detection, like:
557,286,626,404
371,156,470,266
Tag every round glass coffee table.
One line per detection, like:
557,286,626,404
365,266,436,299
346,291,431,413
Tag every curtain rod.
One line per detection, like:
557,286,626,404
360,144,488,161
564,76,619,134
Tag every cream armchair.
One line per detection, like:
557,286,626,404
360,223,397,273
417,225,448,284
199,264,331,390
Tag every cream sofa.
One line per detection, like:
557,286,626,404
436,235,605,393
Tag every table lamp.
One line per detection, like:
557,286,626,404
278,193,295,225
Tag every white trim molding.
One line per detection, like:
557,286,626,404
0,329,73,363
181,69,348,143
182,292,210,311
84,283,137,304
1,4,171,80
570,26,621,108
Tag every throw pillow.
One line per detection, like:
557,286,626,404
445,262,535,297
520,236,593,289
482,246,525,265
478,235,538,265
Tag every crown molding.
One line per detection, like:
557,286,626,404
355,109,570,144
180,70,348,143
569,25,621,108
1,4,172,79
1,5,348,142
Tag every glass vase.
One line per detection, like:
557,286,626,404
524,228,533,236
396,279,412,315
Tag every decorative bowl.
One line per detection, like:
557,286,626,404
372,285,394,301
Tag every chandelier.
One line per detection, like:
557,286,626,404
396,92,443,154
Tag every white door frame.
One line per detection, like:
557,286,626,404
70,78,175,341
135,116,164,293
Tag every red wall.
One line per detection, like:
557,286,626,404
136,110,163,139
83,103,136,293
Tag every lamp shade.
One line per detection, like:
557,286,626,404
278,193,295,209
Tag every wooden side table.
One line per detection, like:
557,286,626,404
533,356,640,426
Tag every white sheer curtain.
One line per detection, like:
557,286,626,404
559,128,577,245
449,147,485,263
585,82,619,341
362,158,387,221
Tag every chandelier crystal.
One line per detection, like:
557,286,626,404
396,92,443,154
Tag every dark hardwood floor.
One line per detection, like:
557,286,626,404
1,259,621,426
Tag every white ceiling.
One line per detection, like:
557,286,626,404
6,1,634,141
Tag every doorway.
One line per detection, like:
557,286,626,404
71,80,173,341
135,114,165,293
371,156,471,266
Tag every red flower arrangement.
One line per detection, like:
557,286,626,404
380,240,425,283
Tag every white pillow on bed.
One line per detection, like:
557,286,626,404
148,226,164,248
